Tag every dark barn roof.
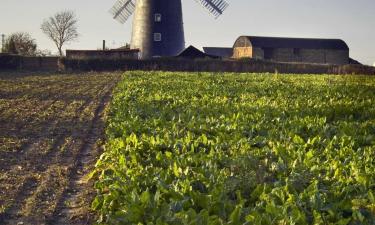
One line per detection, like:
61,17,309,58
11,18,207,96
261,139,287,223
203,47,233,58
177,46,219,59
234,36,349,50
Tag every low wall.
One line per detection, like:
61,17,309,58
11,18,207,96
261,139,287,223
1,54,375,75
0,54,22,70
20,57,60,71
63,58,375,75
0,54,59,71
66,49,140,60
235,47,349,65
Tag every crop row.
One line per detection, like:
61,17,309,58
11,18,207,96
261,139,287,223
92,72,375,224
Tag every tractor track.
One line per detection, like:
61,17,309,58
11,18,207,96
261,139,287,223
0,84,95,172
0,84,101,171
0,72,121,225
0,85,110,224
49,85,114,225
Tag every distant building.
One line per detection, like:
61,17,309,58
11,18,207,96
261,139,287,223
177,46,218,59
203,47,233,58
349,58,362,65
233,36,349,65
66,48,140,59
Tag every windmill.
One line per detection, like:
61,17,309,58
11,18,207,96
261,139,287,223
110,0,229,59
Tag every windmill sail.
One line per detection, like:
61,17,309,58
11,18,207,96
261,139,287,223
110,0,136,24
194,0,229,18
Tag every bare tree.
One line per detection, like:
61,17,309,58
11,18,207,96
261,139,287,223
3,32,37,56
41,10,79,56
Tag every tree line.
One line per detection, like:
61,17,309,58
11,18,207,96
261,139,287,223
2,10,79,57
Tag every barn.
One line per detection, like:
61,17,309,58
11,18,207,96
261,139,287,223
177,46,218,59
233,36,349,65
203,47,233,58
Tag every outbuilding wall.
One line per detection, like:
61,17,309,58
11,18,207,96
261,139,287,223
323,50,349,65
233,47,253,58
233,36,349,65
234,47,349,65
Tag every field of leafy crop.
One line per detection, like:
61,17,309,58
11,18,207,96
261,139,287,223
92,71,375,225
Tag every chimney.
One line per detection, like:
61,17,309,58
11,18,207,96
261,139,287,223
1,34,5,53
103,40,106,51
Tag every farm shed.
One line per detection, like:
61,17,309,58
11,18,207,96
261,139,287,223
203,47,233,58
233,36,349,65
177,46,218,59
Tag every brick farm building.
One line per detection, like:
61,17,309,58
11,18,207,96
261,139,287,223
233,36,349,65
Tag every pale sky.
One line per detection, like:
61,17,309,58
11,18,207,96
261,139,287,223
1,0,374,65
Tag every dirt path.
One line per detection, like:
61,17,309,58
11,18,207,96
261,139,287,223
0,72,121,225
50,85,114,225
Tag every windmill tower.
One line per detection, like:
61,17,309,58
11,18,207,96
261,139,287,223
110,0,229,59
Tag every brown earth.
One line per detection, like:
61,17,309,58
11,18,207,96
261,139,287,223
0,72,121,225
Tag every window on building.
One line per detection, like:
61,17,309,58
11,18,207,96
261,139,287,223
154,33,162,42
155,14,162,22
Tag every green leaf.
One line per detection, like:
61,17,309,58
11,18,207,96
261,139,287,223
91,196,103,210
165,151,172,159
173,162,181,177
140,190,150,205
229,205,242,225
337,218,351,225
368,190,374,204
293,135,305,144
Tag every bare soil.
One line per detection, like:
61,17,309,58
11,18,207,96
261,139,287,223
0,72,121,225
